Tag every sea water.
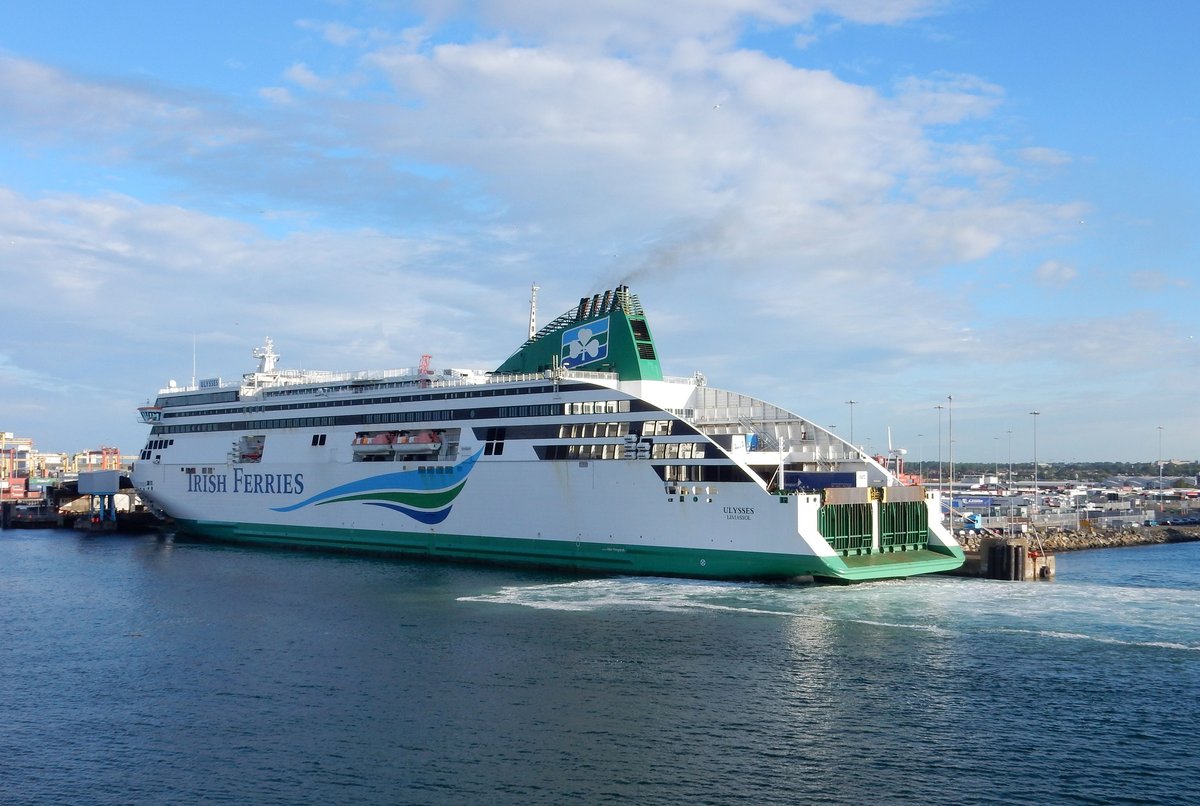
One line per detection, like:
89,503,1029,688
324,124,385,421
1,530,1196,805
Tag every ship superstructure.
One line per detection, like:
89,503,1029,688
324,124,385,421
132,285,963,581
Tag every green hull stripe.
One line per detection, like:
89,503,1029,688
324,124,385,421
317,479,467,509
175,519,964,582
828,546,966,581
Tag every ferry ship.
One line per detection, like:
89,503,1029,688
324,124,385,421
132,285,963,582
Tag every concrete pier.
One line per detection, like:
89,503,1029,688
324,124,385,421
951,536,1056,580
948,524,1200,580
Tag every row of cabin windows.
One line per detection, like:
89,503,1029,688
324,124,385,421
649,442,705,459
263,383,556,400
139,438,175,460
541,444,625,460
153,406,537,435
560,422,628,439
151,402,669,437
161,384,594,419
658,464,749,483
538,441,708,461
495,405,560,418
564,400,630,415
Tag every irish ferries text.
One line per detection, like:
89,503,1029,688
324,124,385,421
188,470,305,494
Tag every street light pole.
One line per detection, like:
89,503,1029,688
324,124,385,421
1158,425,1164,518
1030,411,1040,525
947,395,954,526
934,404,945,499
1007,429,1014,523
1006,430,1013,486
845,400,857,447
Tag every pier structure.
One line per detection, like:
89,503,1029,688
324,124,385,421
960,535,1055,580
76,470,121,532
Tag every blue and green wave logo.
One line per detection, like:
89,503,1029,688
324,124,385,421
271,450,482,524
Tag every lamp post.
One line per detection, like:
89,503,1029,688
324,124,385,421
1158,425,1164,517
947,395,954,525
1007,429,1014,523
1006,430,1013,486
1030,411,1040,524
934,404,945,498
845,400,857,447
917,433,924,482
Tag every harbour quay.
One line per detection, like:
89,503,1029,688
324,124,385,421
1,433,143,530
0,470,158,533
948,524,1200,581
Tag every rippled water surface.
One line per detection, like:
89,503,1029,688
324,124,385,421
2,531,1197,804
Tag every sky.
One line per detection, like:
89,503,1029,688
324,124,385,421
0,0,1196,464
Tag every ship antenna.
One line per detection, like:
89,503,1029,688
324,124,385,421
529,281,540,339
252,337,278,373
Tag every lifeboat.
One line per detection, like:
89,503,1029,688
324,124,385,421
390,431,443,454
351,431,443,457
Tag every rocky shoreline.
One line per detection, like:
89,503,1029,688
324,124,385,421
958,524,1200,554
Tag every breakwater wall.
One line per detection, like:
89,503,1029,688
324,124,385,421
958,525,1200,555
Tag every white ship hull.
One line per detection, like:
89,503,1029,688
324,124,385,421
132,287,963,581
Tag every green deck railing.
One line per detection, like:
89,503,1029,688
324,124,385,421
879,500,929,551
819,503,873,554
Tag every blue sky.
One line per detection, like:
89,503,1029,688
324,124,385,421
0,0,1195,464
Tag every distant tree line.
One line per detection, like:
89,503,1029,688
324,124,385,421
919,461,1200,484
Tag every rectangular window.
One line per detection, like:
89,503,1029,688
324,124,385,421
484,426,507,456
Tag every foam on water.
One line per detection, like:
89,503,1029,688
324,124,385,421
461,544,1200,652
460,577,793,615
462,577,960,637
999,628,1200,652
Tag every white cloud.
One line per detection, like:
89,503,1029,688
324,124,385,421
0,54,204,137
259,86,294,104
297,19,364,47
1129,270,1191,292
284,62,336,93
894,73,1003,125
456,0,946,52
1019,146,1071,166
1034,259,1080,287
0,352,78,394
